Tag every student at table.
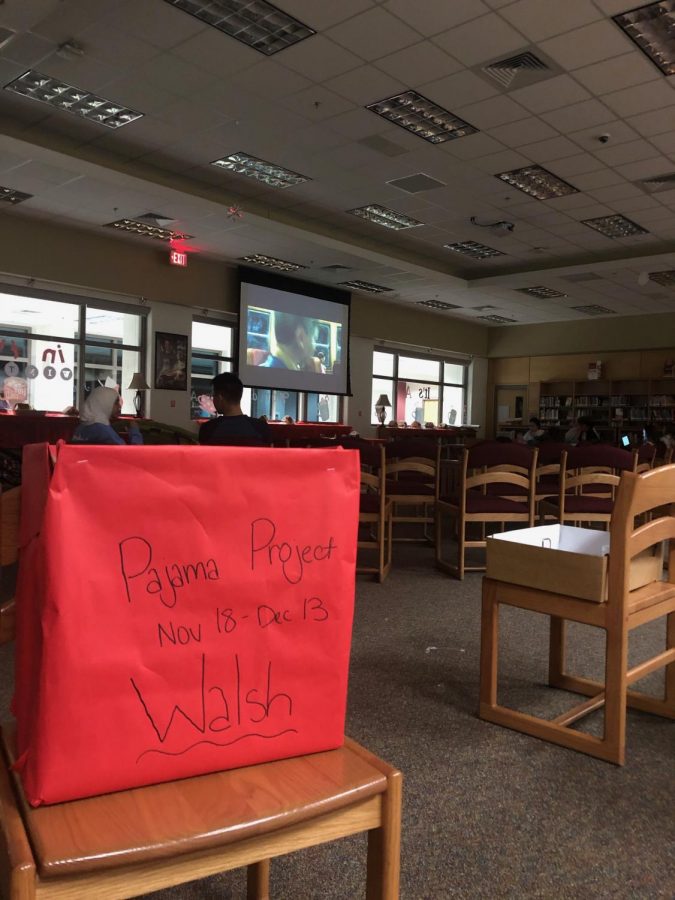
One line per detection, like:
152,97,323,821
72,386,143,446
564,416,601,445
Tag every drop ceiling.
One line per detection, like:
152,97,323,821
2,0,675,327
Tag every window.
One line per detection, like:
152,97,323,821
371,348,468,426
192,318,343,423
0,287,145,413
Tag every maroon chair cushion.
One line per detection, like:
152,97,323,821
465,494,530,514
485,482,528,496
386,480,435,496
547,496,614,515
359,494,382,514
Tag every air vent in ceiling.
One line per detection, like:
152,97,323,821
560,272,603,283
640,172,675,193
417,299,461,311
388,173,446,194
358,134,408,157
479,49,558,90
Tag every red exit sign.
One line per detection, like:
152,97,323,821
169,249,188,267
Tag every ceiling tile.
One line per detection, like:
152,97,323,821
454,95,529,130
324,65,406,105
570,169,624,189
34,54,121,94
567,120,640,152
615,157,674,181
587,182,645,203
279,35,363,81
5,0,75,33
572,52,660,96
539,99,614,134
547,153,604,176
386,0,491,36
228,59,312,102
592,138,663,168
171,28,260,78
626,108,675,138
112,0,206,50
374,41,463,85
278,85,355,120
603,82,675,119
498,0,603,42
649,132,675,155
539,20,632,70
327,8,420,61
441,132,508,161
510,74,591,114
472,148,533,174
489,117,559,147
280,0,375,30
517,135,581,162
420,70,499,109
432,14,527,67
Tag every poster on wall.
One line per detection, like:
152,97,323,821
154,332,188,391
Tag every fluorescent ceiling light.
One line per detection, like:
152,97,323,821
163,0,315,55
339,280,392,293
211,151,310,188
417,300,462,310
613,1,675,76
478,314,516,323
496,164,578,200
571,304,616,315
516,286,567,299
581,214,648,238
348,204,424,230
648,269,675,286
239,253,306,271
443,241,505,259
367,90,478,144
4,70,143,129
0,186,32,204
105,219,192,241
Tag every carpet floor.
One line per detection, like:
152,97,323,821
1,543,673,899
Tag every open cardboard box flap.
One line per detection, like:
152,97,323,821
486,524,663,602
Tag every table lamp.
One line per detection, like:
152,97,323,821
128,372,150,417
374,394,391,425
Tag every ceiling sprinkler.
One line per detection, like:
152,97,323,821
470,216,515,236
227,204,244,221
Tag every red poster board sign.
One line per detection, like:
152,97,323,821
14,444,360,805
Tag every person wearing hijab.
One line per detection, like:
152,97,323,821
72,386,143,445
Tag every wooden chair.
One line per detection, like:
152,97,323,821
435,442,538,579
480,464,675,764
0,488,402,900
342,439,392,583
632,442,656,474
542,444,635,528
385,439,440,542
533,442,566,522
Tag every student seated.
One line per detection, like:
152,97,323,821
72,386,142,445
199,372,271,446
564,416,601,445
520,416,547,445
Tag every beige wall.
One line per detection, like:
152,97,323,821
487,313,675,358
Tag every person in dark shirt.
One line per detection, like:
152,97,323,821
198,372,271,446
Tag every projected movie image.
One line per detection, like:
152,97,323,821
246,308,342,375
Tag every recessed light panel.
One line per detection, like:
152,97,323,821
4,70,143,128
0,186,32,204
648,270,675,286
211,151,310,188
164,0,315,55
417,300,462,310
496,164,578,200
581,214,648,238
613,1,675,76
367,90,478,144
339,280,392,293
444,241,505,259
105,219,192,241
517,286,567,299
239,253,306,272
572,305,616,315
348,204,423,230
478,314,516,323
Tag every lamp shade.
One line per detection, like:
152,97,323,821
375,394,391,408
128,372,150,391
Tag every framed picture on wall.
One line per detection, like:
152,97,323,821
154,331,188,391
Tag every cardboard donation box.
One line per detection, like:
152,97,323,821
486,524,663,602
14,443,360,806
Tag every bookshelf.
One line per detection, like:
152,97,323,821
538,378,675,441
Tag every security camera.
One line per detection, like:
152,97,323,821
598,133,611,144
